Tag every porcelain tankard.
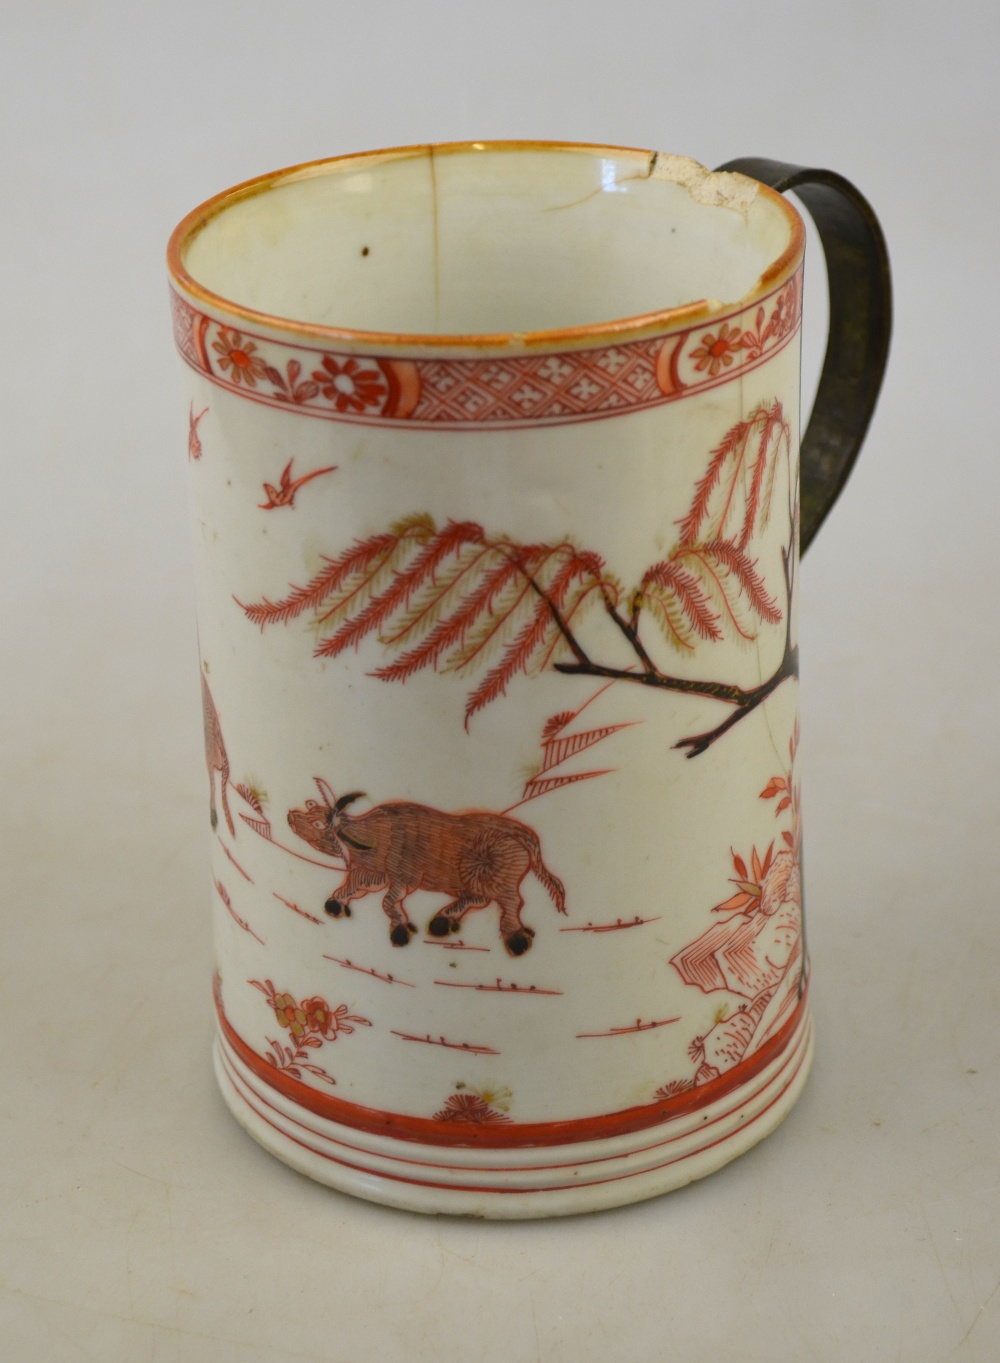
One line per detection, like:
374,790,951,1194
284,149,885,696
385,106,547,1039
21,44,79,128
168,142,891,1216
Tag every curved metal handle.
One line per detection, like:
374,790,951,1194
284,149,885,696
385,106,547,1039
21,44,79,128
716,158,893,553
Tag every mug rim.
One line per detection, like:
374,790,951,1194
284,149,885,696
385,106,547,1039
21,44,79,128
167,139,805,351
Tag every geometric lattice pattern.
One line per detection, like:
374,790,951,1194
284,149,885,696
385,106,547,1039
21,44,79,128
170,289,202,369
411,341,665,424
169,269,801,430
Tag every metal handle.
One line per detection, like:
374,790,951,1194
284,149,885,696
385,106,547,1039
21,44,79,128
716,158,893,552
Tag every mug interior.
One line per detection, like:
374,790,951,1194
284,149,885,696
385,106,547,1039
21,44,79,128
176,144,798,339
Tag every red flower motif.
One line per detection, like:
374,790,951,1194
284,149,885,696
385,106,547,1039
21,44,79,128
212,328,269,387
312,356,388,413
690,322,743,377
248,979,370,1088
300,996,338,1038
433,1092,511,1124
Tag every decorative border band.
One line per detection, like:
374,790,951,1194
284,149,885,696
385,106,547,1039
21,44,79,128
171,269,801,431
214,976,807,1149
216,1020,811,1202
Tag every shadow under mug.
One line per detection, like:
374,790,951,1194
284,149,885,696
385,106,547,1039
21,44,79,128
168,142,891,1218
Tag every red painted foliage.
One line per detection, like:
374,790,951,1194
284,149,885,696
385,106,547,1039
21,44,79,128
240,404,794,747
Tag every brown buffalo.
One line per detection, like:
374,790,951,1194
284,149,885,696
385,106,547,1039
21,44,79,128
288,780,566,956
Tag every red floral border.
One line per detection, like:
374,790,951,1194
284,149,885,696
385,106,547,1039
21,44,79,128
214,973,807,1148
171,270,801,431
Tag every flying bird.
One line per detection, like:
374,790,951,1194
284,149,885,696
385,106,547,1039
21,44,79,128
259,459,337,509
188,404,208,459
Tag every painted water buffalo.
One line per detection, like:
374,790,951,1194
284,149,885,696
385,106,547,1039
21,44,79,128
288,780,566,956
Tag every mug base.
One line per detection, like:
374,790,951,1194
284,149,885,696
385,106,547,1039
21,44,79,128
213,1006,813,1219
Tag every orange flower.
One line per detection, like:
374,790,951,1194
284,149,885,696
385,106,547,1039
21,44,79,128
312,356,387,413
212,328,269,387
301,996,338,1038
690,323,743,377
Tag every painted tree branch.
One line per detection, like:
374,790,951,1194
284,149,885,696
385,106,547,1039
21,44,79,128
552,648,798,745
518,414,798,756
239,401,797,757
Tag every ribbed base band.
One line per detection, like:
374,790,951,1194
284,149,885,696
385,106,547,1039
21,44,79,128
214,1005,813,1218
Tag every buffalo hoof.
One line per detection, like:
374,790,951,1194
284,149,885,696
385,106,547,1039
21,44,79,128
390,923,417,947
505,929,534,957
325,898,345,917
428,915,452,937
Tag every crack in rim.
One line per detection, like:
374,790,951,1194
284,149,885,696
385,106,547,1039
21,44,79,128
167,139,805,355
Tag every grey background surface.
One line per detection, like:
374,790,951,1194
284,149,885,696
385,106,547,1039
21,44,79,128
2,2,998,1359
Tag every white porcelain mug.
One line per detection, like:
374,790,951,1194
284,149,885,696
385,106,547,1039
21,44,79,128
168,142,891,1217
